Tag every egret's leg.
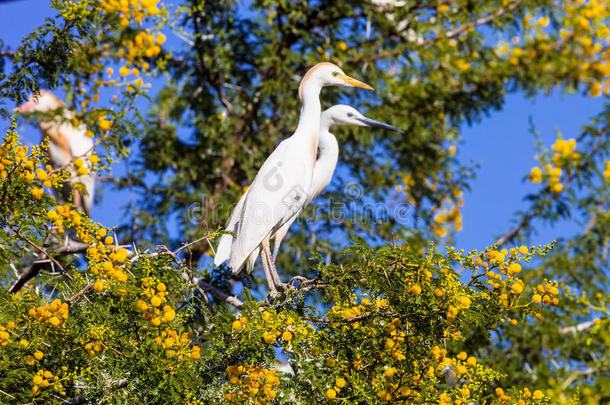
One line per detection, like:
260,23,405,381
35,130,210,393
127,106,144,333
272,228,288,262
260,240,279,297
263,237,285,290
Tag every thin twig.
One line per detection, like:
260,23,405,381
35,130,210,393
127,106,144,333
0,389,16,400
197,279,243,308
68,282,94,302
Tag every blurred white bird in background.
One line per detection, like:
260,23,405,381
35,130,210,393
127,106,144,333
16,90,95,216
215,103,402,293
217,62,374,295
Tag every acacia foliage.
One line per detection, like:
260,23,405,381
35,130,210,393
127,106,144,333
0,0,609,404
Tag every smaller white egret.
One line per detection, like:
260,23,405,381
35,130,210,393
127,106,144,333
16,91,95,216
215,105,402,283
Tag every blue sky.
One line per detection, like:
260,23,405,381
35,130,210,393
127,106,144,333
1,1,605,254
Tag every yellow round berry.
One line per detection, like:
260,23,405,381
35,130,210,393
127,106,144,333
150,296,162,307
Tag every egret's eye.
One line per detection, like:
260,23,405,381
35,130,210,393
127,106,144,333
346,112,354,118
332,72,339,77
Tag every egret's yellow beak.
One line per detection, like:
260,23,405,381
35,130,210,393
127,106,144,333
337,74,374,91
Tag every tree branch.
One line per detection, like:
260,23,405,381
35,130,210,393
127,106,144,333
353,1,523,63
558,320,596,335
9,238,90,293
197,279,243,308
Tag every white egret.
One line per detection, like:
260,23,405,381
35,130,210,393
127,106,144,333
221,62,374,295
16,91,95,216
215,104,402,289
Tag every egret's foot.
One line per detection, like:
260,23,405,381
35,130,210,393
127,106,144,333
288,276,317,288
275,282,288,291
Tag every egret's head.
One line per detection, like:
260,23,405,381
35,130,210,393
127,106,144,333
298,62,374,100
322,105,403,133
14,90,64,113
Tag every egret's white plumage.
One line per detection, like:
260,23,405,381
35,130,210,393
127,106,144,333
215,104,402,292
16,91,95,216
218,63,374,295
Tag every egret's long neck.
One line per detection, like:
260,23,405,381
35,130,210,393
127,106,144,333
309,128,339,201
319,113,332,134
295,82,321,136
294,81,322,173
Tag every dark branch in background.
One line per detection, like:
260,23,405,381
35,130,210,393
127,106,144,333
0,50,15,58
9,238,89,293
352,1,524,63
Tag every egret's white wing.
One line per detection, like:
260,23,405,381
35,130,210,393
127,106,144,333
214,188,249,266
271,132,339,260
228,138,312,273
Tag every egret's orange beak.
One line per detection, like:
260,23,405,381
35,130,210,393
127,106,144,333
337,74,374,91
14,100,35,113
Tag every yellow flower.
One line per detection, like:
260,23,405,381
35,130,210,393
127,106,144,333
551,182,563,193
99,118,112,131
530,167,542,183
35,168,47,180
510,280,524,294
467,356,476,367
326,388,337,399
34,350,44,360
532,294,542,303
336,377,346,388
384,367,397,377
338,41,347,51
408,284,422,295
457,296,471,309
77,167,88,176
519,245,528,255
31,187,44,199
282,331,293,341
163,308,175,322
533,390,544,400
232,320,243,331
538,16,550,27
456,352,467,360
150,296,162,307
119,66,130,76
74,158,84,168
508,262,522,275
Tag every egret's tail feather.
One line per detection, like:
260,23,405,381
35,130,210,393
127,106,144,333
214,234,234,266
230,247,259,276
